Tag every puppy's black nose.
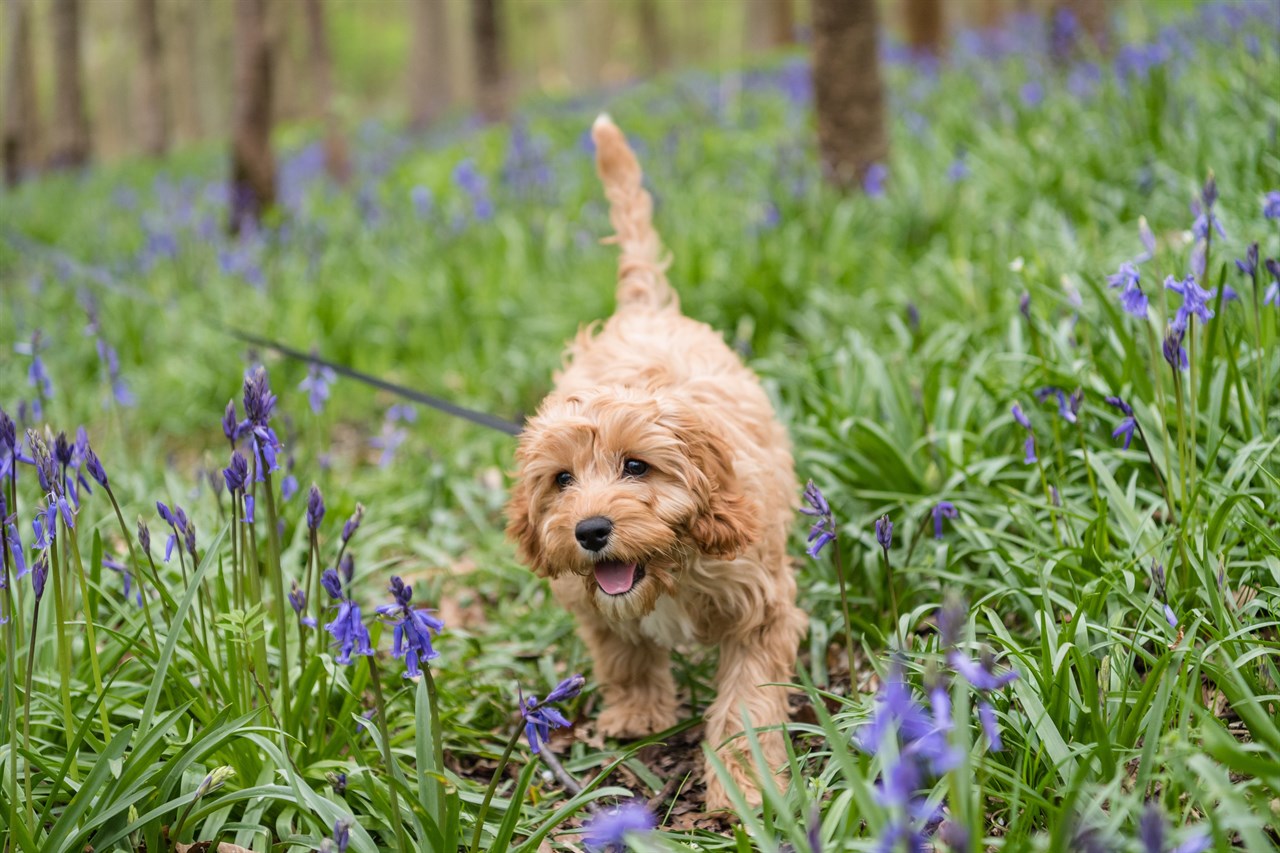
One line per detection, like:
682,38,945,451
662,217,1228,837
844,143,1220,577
575,516,613,552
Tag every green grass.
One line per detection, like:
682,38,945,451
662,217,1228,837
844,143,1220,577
1,3,1278,851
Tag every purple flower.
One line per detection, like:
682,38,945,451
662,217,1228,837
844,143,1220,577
1108,263,1149,319
339,552,354,585
1019,80,1044,107
242,494,255,524
341,504,365,543
946,153,969,183
1266,259,1280,307
137,518,151,554
321,568,344,599
931,502,958,539
875,515,892,552
802,480,836,558
223,453,248,493
281,474,299,502
1036,386,1082,424
1137,216,1157,263
327,818,352,853
545,674,586,704
31,552,48,601
5,516,26,579
1140,802,1211,853
863,163,888,197
977,701,1003,751
948,650,1018,691
1163,603,1178,628
1190,196,1225,242
520,694,572,754
222,400,239,444
306,484,325,531
1162,324,1188,372
1264,191,1280,219
1105,396,1138,450
299,358,337,415
375,576,444,677
1019,292,1031,320
104,557,143,607
325,598,375,665
1011,403,1031,429
84,447,108,489
1024,435,1038,465
238,369,283,481
582,801,656,851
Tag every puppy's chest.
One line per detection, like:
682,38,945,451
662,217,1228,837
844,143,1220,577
638,594,700,648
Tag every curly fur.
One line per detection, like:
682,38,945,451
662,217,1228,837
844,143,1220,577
506,115,806,811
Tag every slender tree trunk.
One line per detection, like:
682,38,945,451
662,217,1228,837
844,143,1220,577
980,0,1004,30
811,0,887,191
903,0,944,58
771,0,795,46
636,0,669,74
408,0,452,129
49,0,90,168
3,0,40,186
470,0,507,123
172,0,205,141
134,0,170,157
303,0,349,183
230,0,276,235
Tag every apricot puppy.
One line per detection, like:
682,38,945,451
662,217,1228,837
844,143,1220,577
507,115,806,811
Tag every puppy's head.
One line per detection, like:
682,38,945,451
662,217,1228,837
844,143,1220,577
506,387,758,621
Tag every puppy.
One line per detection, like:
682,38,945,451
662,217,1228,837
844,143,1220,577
507,115,806,811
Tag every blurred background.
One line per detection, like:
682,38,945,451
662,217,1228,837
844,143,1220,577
4,0,1150,169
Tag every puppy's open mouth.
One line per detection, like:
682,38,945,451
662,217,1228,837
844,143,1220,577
594,560,646,595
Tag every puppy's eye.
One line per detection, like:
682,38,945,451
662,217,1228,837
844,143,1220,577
622,459,649,478
554,471,574,489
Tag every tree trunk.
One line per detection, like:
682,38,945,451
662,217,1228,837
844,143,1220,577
172,0,205,141
134,0,170,157
811,0,887,191
979,0,1003,30
1053,0,1109,59
303,0,349,183
903,0,944,58
2,0,40,186
636,0,669,74
230,0,276,235
470,0,507,123
408,0,452,129
49,0,90,168
771,0,795,46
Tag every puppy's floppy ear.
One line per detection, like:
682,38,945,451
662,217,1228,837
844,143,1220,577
663,403,759,560
505,472,550,576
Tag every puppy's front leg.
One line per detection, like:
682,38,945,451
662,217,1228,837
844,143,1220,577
702,608,802,811
578,615,679,739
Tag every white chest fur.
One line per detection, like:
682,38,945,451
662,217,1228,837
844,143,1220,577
639,593,698,648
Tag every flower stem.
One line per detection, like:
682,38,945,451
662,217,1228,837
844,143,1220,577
260,471,292,734
48,537,78,781
470,725,525,853
831,540,857,686
63,522,112,740
21,601,41,831
367,654,411,853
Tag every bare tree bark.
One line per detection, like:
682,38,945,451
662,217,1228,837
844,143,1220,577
408,0,452,129
230,0,276,235
980,0,1004,30
172,0,205,141
772,0,795,46
302,0,349,183
134,0,170,157
636,0,669,74
903,0,944,58
811,0,887,191
49,0,91,168
3,0,40,186
1053,0,1109,59
470,0,507,123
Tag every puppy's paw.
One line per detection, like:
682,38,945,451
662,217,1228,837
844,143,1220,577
597,702,677,739
702,773,761,813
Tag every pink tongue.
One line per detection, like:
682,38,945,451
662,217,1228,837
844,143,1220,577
594,561,638,595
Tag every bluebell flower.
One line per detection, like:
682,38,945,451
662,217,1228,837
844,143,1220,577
1019,80,1044,107
520,693,572,754
5,518,25,579
1162,324,1188,371
931,502,958,539
1022,434,1038,465
875,515,893,552
801,480,836,558
411,185,434,218
375,576,444,678
137,518,151,554
299,358,337,415
281,474,299,502
341,504,365,543
1266,259,1280,307
1140,802,1211,853
307,484,325,531
31,551,48,601
290,581,316,628
104,558,143,607
1235,244,1259,279
1189,198,1225,241
1011,403,1031,429
325,598,374,665
320,818,352,853
863,163,888,197
545,674,586,704
222,453,248,492
1105,396,1138,450
339,552,354,585
242,494,254,524
582,801,656,851
1264,191,1280,219
222,400,240,445
1137,216,1157,263
1036,386,1082,424
1108,262,1148,319
321,567,343,600
1019,292,1031,320
977,701,1003,751
948,650,1018,691
238,369,283,481
84,447,108,489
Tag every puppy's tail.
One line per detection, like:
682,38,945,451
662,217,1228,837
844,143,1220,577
592,114,678,312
